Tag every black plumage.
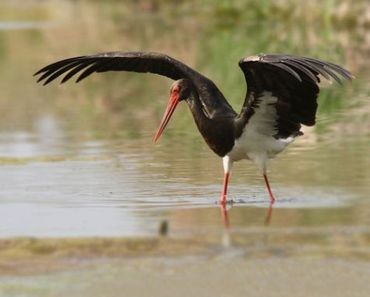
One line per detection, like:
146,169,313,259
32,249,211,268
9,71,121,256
35,52,233,113
35,51,353,151
237,54,353,139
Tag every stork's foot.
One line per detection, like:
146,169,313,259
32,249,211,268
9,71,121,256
218,196,234,206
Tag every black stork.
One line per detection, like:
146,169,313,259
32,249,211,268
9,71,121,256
34,52,353,205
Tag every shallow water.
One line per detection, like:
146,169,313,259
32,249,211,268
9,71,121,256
0,116,368,238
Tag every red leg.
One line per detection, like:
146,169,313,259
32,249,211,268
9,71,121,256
219,172,230,205
263,174,276,204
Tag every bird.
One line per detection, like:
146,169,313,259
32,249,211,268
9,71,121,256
34,51,353,205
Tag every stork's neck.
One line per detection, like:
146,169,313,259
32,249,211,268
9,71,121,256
185,92,236,157
185,92,212,122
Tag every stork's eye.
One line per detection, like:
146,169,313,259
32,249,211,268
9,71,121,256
170,85,181,96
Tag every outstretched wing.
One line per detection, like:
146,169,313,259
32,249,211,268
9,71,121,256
237,54,353,139
34,51,202,85
34,51,233,113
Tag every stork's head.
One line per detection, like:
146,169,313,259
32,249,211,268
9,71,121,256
153,79,193,142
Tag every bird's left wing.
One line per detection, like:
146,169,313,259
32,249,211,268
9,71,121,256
34,51,234,113
34,51,205,85
236,54,353,139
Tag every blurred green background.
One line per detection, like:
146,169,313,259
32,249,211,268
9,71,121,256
0,0,369,139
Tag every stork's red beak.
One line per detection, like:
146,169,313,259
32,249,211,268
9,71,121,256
153,89,180,142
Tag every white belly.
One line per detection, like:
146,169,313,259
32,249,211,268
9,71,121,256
227,129,295,169
227,91,297,172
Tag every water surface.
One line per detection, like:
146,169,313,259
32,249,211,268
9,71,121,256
0,118,368,237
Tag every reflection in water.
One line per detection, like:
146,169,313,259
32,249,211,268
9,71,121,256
264,202,274,226
220,204,230,229
220,201,274,247
219,205,231,247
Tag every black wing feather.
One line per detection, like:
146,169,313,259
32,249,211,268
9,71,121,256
42,60,86,85
281,59,319,82
61,62,96,83
34,52,187,83
237,54,353,139
35,51,233,113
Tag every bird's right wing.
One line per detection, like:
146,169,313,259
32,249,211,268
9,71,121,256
236,54,353,139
